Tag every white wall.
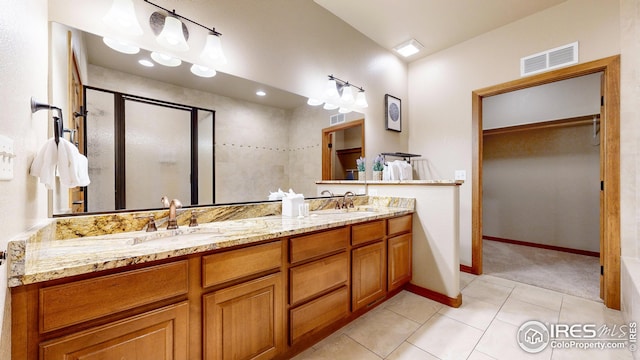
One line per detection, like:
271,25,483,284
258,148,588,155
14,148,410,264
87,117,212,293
482,72,602,130
0,0,49,357
407,0,620,266
619,0,640,326
483,124,600,252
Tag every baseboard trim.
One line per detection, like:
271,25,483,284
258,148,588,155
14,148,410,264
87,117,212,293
405,283,462,308
460,264,476,274
483,236,600,258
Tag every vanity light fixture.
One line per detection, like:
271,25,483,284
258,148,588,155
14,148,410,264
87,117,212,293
200,33,227,66
155,14,190,52
190,64,216,78
103,0,144,36
145,0,225,66
393,38,424,58
150,51,182,67
308,75,368,114
103,37,140,54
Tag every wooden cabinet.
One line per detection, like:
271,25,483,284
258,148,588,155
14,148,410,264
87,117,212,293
388,233,412,292
40,302,189,360
289,252,348,306
288,228,350,345
39,261,189,333
203,273,283,360
387,214,412,292
351,241,386,311
202,241,282,288
12,214,413,360
289,286,349,344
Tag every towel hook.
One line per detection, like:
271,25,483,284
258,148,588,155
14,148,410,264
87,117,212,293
30,97,64,145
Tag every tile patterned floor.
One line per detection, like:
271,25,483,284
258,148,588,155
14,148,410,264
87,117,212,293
292,273,634,360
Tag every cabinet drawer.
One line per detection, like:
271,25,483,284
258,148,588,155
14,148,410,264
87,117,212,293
351,220,384,246
289,252,348,306
202,241,282,288
387,214,412,236
290,286,349,344
40,302,189,360
39,261,189,333
289,227,349,264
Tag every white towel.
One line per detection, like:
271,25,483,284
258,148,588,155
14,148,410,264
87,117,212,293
29,138,58,189
388,160,413,181
57,138,90,188
30,138,90,189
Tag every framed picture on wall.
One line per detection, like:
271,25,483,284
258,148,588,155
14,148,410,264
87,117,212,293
385,94,401,132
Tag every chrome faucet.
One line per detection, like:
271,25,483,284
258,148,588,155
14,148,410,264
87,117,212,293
342,191,355,209
161,196,182,230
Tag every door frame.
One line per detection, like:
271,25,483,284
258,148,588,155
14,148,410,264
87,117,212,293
322,119,365,180
470,55,621,309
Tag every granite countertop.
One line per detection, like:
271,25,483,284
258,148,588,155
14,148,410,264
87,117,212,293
316,180,463,185
8,197,414,287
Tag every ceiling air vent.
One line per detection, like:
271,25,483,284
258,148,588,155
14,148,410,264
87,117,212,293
520,42,578,77
330,113,345,126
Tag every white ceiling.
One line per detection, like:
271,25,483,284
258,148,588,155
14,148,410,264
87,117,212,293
314,0,568,61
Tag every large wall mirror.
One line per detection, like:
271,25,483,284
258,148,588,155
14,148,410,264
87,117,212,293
50,22,365,215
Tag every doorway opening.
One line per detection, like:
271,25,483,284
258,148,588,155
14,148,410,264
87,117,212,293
471,55,621,309
322,119,365,180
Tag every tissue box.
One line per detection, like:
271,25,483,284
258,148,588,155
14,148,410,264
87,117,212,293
282,196,304,217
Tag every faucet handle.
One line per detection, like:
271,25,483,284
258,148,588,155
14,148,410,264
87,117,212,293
135,214,157,232
189,210,202,227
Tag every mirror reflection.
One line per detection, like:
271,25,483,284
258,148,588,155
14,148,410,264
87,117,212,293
51,23,364,215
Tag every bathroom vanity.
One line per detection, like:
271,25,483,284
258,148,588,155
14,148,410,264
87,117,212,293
8,196,413,359
317,180,463,306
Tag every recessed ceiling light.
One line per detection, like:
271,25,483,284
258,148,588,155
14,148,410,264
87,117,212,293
393,39,424,58
138,59,154,67
256,90,266,97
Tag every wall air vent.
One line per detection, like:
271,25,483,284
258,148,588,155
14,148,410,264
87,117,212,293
330,113,345,126
520,42,578,77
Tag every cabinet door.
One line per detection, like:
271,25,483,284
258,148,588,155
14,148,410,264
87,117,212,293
203,273,283,360
40,302,189,360
388,233,412,292
351,242,386,311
